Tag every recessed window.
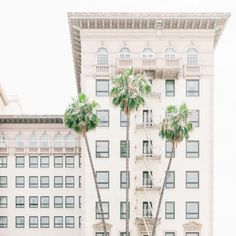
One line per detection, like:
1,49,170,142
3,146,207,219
186,80,199,96
97,47,108,65
40,216,49,228
29,176,38,188
120,202,130,219
16,156,25,168
186,202,199,219
15,176,24,188
40,134,49,148
96,80,109,96
40,196,49,208
16,196,25,208
15,134,24,148
165,233,175,236
186,141,199,158
143,201,152,217
96,202,109,219
0,156,7,168
0,216,7,228
165,201,175,219
40,176,49,188
120,171,129,188
40,156,49,168
54,176,63,188
65,176,74,188
65,134,75,148
96,141,109,158
120,47,131,59
54,216,63,228
96,171,109,189
165,47,176,59
189,110,199,127
165,141,175,158
65,196,74,208
65,156,74,168
165,171,175,189
29,156,38,168
29,216,38,228
142,47,154,59
53,134,64,148
165,80,175,96
143,171,153,188
120,140,129,158
97,110,109,127
187,48,199,65
143,140,152,155
29,133,37,148
29,196,38,208
0,196,7,208
143,109,153,126
54,196,63,208
120,111,127,127
16,216,24,228
186,233,199,236
186,171,199,188
0,176,7,188
54,156,63,168
65,216,74,228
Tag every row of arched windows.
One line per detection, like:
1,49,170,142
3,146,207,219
97,47,199,65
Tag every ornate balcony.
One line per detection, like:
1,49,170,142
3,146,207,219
94,65,111,76
184,65,201,77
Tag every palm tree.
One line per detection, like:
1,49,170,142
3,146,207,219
151,103,193,236
110,68,151,235
64,93,107,235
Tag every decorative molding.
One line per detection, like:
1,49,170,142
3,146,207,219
92,221,112,231
183,221,202,231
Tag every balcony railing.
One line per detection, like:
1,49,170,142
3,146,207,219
184,65,201,76
135,146,162,161
135,115,161,129
95,65,111,76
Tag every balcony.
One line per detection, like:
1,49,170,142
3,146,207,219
135,147,161,161
184,65,201,77
94,65,111,76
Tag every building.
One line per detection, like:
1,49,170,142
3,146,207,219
68,12,230,236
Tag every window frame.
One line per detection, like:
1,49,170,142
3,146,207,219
96,171,109,189
0,156,7,168
65,216,74,228
186,201,199,219
29,156,38,168
54,156,63,168
29,176,38,188
120,140,130,158
65,176,75,188
40,156,49,168
40,196,49,208
120,171,129,189
165,80,175,97
16,196,25,208
29,216,38,228
54,196,63,208
96,201,109,219
96,140,109,158
16,156,25,168
0,176,7,188
186,79,199,97
40,176,49,188
120,201,130,219
0,216,7,228
65,156,74,168
54,176,63,188
15,176,24,188
165,171,175,189
15,216,25,228
186,171,200,188
96,79,109,96
97,110,109,127
29,196,38,208
65,196,74,208
40,216,49,228
165,141,175,158
189,110,200,127
186,140,199,158
0,196,7,208
165,201,175,219
54,216,63,228
120,111,127,127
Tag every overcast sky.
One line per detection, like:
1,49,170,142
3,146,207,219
0,0,235,235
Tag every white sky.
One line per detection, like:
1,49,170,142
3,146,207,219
0,0,235,235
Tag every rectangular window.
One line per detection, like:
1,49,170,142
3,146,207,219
120,140,129,158
65,176,74,188
54,156,63,168
96,141,109,158
54,216,63,228
96,233,109,236
0,196,7,208
29,156,38,168
0,216,7,228
96,171,109,189
16,156,25,168
165,141,175,158
16,176,24,188
54,196,63,208
16,216,24,228
186,80,199,96
40,176,49,188
65,216,74,228
120,171,129,188
165,80,175,96
120,202,129,219
143,201,152,217
16,196,25,208
186,202,199,219
165,171,175,188
143,109,153,126
54,176,63,188
186,141,199,158
143,171,153,188
0,156,7,168
29,196,38,208
96,79,109,96
165,233,175,236
40,196,49,208
40,156,49,168
65,196,74,208
29,216,38,228
189,110,199,127
65,156,74,168
186,171,199,188
40,216,49,228
165,201,175,219
97,110,109,127
29,176,38,188
143,140,152,155
120,233,130,236
96,202,109,219
120,111,127,127
0,176,7,188
186,233,199,236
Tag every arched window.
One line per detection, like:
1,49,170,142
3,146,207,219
142,48,154,59
40,133,49,148
187,48,199,65
120,47,131,59
16,133,24,148
165,47,176,59
0,134,7,148
29,133,37,148
65,134,75,148
53,133,64,148
97,47,108,65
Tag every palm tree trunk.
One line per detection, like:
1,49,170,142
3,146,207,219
151,142,175,236
84,133,107,235
126,115,130,235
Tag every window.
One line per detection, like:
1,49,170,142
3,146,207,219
29,133,37,148
79,176,82,188
96,202,109,219
120,47,131,59
65,216,74,228
186,171,199,188
54,196,63,208
29,216,38,228
120,111,127,127
29,156,38,168
65,156,74,168
16,156,25,168
40,176,49,188
165,141,175,158
65,134,75,148
53,133,64,148
96,141,109,158
54,176,63,188
120,171,129,188
65,176,74,188
16,196,25,208
40,216,49,228
143,140,152,155
54,156,63,168
29,196,38,208
79,196,82,208
40,156,49,168
120,233,129,236
143,202,152,217
165,80,175,96
186,202,199,219
97,110,109,127
54,216,63,228
165,201,175,219
189,110,199,127
0,216,7,228
96,80,109,96
16,216,24,228
15,176,24,188
143,110,153,126
29,176,38,188
15,133,24,148
96,233,109,236
186,141,199,158
142,47,154,59
65,196,74,208
165,171,175,188
165,47,176,59
0,134,7,148
187,48,199,65
165,233,175,236
0,156,7,168
186,233,199,236
0,176,7,188
40,196,49,208
143,171,153,188
97,47,108,65
120,140,129,158
96,171,109,188
40,133,49,148
120,202,129,219
0,196,7,208
186,80,199,96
